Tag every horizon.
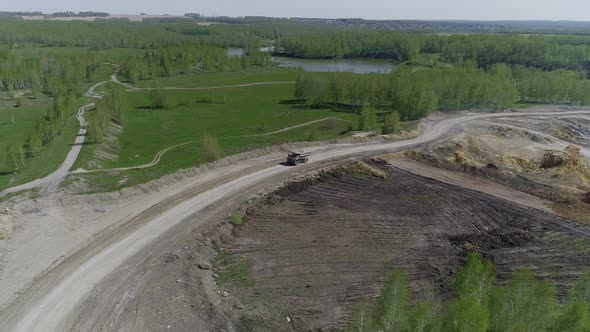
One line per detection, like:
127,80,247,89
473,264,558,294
4,0,590,21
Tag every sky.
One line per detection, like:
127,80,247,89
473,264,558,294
4,0,590,21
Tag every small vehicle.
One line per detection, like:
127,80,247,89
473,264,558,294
286,151,310,166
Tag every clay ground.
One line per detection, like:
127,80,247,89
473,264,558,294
105,163,590,331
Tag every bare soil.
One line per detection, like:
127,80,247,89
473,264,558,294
136,162,590,332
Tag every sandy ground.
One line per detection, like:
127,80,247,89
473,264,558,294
1,107,590,331
387,158,553,213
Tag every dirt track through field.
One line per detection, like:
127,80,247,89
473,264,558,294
111,72,295,91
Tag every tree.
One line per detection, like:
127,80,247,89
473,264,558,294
348,301,370,332
295,71,314,101
149,86,167,110
108,85,124,124
382,111,401,135
372,270,410,331
6,145,19,172
489,270,558,331
87,117,104,143
358,105,377,131
450,252,495,304
18,145,26,167
28,129,43,156
444,297,489,332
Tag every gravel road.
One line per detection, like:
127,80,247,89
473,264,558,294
2,108,590,331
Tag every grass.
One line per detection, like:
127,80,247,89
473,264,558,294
213,252,254,287
230,211,243,226
73,70,358,192
129,67,298,88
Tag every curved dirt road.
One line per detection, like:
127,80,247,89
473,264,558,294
0,81,108,197
2,109,590,332
111,72,294,91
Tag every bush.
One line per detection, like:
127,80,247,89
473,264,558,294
202,134,223,162
230,211,243,225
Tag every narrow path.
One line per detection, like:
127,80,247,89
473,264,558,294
239,117,353,137
0,81,108,197
71,141,193,174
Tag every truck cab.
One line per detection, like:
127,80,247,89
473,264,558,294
286,151,310,166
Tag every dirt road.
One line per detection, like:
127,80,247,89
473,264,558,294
2,108,590,331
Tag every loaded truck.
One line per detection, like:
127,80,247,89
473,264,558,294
286,151,310,166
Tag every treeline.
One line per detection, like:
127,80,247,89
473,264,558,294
0,11,42,17
276,31,590,72
51,11,110,17
295,65,518,121
120,45,271,81
0,20,267,50
440,34,590,71
86,85,123,144
513,66,590,104
276,31,423,61
295,64,590,121
0,50,101,95
348,252,590,331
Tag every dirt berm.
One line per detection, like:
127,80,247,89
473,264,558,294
106,161,590,331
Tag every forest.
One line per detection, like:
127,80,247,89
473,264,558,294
4,17,590,178
348,252,590,332
294,63,590,122
276,31,590,72
119,45,271,81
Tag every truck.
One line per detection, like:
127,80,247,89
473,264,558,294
286,151,310,166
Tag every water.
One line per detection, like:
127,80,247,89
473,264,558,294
271,56,395,74
227,48,245,57
226,48,395,74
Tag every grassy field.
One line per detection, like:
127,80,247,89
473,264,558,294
73,69,357,192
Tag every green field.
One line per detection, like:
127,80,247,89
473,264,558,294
73,69,357,192
129,68,298,88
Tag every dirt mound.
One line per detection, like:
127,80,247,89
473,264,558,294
541,151,566,169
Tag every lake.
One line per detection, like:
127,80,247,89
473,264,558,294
226,48,395,74
271,56,395,74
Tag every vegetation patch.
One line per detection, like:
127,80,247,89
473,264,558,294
212,252,253,288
